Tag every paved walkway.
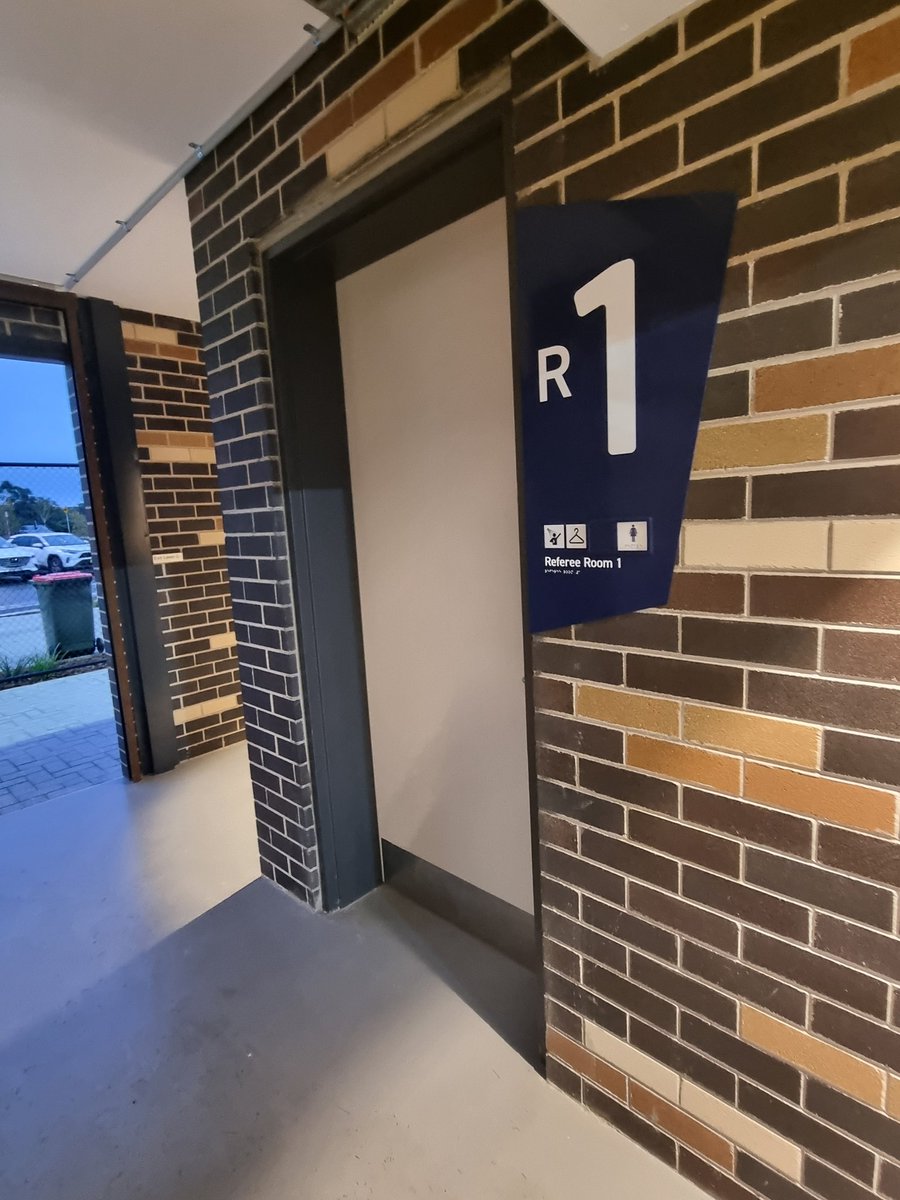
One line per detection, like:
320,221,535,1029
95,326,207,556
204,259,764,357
0,670,121,815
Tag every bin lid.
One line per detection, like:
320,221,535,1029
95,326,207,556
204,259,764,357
32,571,94,584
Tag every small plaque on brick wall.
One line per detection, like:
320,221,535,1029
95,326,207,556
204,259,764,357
152,551,184,565
516,195,735,633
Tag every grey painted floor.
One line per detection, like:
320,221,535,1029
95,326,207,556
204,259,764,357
0,743,704,1199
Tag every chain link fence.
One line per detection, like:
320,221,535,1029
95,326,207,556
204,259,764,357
0,464,106,683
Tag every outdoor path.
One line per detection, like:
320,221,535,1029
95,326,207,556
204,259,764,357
0,670,121,814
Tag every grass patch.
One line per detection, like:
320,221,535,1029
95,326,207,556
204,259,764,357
0,648,64,680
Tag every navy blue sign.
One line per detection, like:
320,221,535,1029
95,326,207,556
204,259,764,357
516,195,735,633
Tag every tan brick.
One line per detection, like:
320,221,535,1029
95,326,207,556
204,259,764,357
124,338,160,356
302,95,354,160
630,1083,734,1170
832,521,900,573
576,684,680,735
195,528,227,545
353,45,416,120
684,705,820,769
145,445,194,463
546,1029,628,1100
756,344,900,412
681,1081,802,1179
848,13,900,94
132,322,179,345
208,631,237,651
327,108,387,176
888,1074,900,1119
627,735,742,793
693,414,828,471
683,520,829,570
741,1005,884,1107
385,54,459,139
135,430,170,447
584,1021,680,1101
173,692,242,726
743,761,897,835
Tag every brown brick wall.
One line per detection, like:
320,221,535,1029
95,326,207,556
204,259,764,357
122,309,244,758
184,0,900,1193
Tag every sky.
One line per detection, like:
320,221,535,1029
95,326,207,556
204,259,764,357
0,357,82,506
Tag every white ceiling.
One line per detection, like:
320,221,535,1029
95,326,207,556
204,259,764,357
0,0,684,322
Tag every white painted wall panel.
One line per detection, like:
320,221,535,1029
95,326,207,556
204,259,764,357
336,201,534,914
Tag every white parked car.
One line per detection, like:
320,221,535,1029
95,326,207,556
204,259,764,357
9,532,93,574
0,536,36,581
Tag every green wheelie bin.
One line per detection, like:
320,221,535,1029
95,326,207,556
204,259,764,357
32,570,96,657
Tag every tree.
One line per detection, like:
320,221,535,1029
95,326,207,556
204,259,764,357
0,481,84,533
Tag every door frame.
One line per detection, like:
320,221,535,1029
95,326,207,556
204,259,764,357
264,98,543,938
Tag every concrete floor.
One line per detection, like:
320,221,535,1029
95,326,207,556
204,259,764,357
0,743,705,1200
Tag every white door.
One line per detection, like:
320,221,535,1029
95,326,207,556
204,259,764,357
336,199,533,914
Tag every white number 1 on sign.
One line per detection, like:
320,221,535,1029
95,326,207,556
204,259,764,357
573,258,637,456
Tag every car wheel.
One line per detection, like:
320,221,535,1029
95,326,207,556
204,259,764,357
47,555,63,573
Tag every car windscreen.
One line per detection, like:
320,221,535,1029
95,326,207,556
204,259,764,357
43,534,85,546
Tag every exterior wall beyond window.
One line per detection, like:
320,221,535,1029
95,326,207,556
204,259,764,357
185,2,900,1198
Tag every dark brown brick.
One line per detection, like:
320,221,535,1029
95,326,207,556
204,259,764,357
710,299,833,368
684,49,840,164
513,80,559,144
626,654,744,706
762,0,898,66
541,873,580,917
546,996,582,1041
834,403,900,461
748,670,900,738
751,575,900,627
680,1149,758,1200
668,571,745,614
458,0,548,85
755,217,900,304
275,83,324,144
533,638,622,684
546,1053,582,1100
621,28,753,138
807,1077,900,1164
543,932,580,979
805,1157,877,1200
541,844,626,905
824,729,900,789
545,967,628,1036
582,959,677,1031
584,1084,677,1166
514,104,615,190
685,0,770,48
533,674,573,713
682,617,818,670
737,1154,817,1200
419,0,496,69
847,147,900,222
581,829,679,890
818,825,900,888
576,611,678,651
534,712,623,763
537,744,576,784
323,33,380,105
543,906,627,972
744,927,888,1020
683,866,810,941
630,882,739,953
731,176,840,256
631,1017,737,1101
685,1015,802,1101
641,148,754,201
684,476,747,520
823,629,900,683
579,758,678,814
702,372,750,421
746,847,894,930
812,998,900,1073
683,938,807,1024
511,22,584,94
683,788,813,857
629,809,741,876
537,778,624,833
880,1161,900,1200
539,811,577,851
583,892,678,962
381,0,445,55
739,1082,875,1182
562,25,679,116
566,125,679,202
753,465,900,519
631,950,738,1027
353,43,416,117
815,913,900,982
721,262,751,314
